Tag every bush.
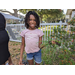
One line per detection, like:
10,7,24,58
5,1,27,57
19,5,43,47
68,17,75,26
40,26,75,65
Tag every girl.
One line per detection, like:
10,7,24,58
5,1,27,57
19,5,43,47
19,11,44,65
0,13,13,65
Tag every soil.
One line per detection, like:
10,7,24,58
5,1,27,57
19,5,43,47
6,41,21,65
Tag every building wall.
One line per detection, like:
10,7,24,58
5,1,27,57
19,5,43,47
66,9,75,22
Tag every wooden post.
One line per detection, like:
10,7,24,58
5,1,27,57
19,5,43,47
60,21,62,28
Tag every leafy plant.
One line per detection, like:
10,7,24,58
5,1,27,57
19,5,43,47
40,25,75,65
68,17,75,26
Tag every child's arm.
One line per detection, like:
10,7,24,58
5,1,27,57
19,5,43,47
38,36,42,49
39,36,49,49
52,40,56,44
19,37,25,65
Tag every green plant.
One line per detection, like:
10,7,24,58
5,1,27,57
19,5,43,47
40,25,75,65
68,17,75,26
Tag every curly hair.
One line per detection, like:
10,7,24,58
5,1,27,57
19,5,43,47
25,11,40,29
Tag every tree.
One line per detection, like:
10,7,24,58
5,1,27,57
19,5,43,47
13,9,19,23
0,9,19,23
19,9,44,22
0,9,64,23
19,9,64,23
43,9,64,23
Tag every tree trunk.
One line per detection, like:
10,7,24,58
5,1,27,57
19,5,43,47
40,17,42,23
13,9,19,24
0,9,19,24
0,9,13,15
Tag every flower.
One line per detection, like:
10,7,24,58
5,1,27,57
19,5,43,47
48,34,50,36
60,36,62,38
61,60,63,62
72,40,74,42
72,55,74,57
68,61,72,64
61,51,63,53
68,23,70,24
68,61,71,63
64,50,66,52
70,63,72,65
67,30,69,32
68,18,75,26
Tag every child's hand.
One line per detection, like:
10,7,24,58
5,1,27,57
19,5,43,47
40,44,48,49
19,60,23,65
52,40,56,44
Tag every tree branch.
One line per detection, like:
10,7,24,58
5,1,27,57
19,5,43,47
0,10,13,15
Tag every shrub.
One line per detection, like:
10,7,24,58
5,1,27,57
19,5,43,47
68,17,75,26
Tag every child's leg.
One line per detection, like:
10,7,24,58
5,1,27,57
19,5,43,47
28,59,34,65
1,56,12,65
8,56,13,65
34,49,42,65
2,63,5,65
26,53,34,65
35,62,40,65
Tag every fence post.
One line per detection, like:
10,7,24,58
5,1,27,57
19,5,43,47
60,21,62,47
60,21,62,28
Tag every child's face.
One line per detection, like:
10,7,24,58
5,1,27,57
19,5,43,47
28,15,36,29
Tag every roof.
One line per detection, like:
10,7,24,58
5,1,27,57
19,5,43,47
66,9,75,15
0,12,21,20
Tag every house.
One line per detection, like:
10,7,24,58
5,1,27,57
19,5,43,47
66,9,75,22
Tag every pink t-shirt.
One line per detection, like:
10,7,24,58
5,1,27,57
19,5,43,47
20,29,44,54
